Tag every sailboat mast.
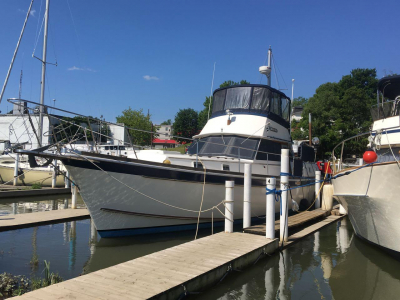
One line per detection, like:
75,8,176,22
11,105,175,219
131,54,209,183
38,0,50,146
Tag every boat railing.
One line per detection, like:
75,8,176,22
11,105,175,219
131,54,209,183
371,99,400,121
7,98,291,166
331,131,371,173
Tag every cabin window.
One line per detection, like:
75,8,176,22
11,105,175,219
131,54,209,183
270,93,281,116
224,87,251,110
281,97,290,122
188,135,259,160
105,146,109,150
222,164,230,171
251,87,271,111
256,139,282,161
212,89,226,113
120,146,125,150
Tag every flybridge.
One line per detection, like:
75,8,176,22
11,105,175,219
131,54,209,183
210,84,291,128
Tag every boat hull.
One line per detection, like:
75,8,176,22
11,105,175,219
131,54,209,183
333,162,400,257
0,165,65,187
62,155,315,237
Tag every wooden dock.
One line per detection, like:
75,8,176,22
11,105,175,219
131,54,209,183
12,207,345,299
0,208,89,231
244,208,331,236
0,187,71,199
15,232,278,300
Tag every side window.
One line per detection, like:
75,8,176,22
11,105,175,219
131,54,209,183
270,93,281,116
222,164,230,171
194,162,203,169
251,87,271,111
212,90,227,113
281,97,290,122
256,139,282,161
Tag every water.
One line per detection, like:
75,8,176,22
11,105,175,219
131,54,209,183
1,202,400,299
199,218,400,300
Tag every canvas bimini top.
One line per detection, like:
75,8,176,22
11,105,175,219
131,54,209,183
211,84,291,128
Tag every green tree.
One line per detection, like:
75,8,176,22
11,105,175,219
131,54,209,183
292,96,308,107
116,108,153,146
173,108,198,142
292,68,378,158
160,119,172,125
198,80,250,129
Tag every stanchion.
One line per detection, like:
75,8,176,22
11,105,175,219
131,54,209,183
13,153,19,186
243,164,252,229
65,171,70,188
280,149,289,243
266,177,276,239
52,160,57,188
315,170,321,208
224,181,234,233
71,181,77,209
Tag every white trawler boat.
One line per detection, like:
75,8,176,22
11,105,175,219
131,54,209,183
332,75,400,259
19,49,318,237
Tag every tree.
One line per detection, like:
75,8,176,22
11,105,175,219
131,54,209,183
292,96,308,107
173,108,198,142
198,80,250,129
292,68,378,158
116,108,153,146
160,119,172,125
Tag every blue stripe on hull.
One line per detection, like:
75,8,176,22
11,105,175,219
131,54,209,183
97,215,272,238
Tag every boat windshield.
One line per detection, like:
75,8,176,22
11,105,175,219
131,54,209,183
211,86,291,125
187,135,259,160
371,100,400,121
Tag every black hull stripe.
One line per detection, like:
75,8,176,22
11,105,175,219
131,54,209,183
100,208,224,221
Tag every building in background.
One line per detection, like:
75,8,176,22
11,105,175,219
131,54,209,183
291,106,304,122
153,124,178,149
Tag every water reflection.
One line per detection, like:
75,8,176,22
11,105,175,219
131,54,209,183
1,216,400,299
0,194,85,215
199,217,400,300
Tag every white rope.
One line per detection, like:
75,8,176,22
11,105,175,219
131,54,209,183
67,149,227,215
194,156,206,240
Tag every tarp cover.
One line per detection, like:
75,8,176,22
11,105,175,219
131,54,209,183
378,75,400,99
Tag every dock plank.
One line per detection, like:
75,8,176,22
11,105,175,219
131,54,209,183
243,208,331,236
0,209,90,231
15,232,278,300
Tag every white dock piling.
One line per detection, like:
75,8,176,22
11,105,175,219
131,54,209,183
13,153,19,186
12,203,18,214
52,160,57,188
266,177,276,239
243,164,252,229
224,181,234,233
315,170,321,208
51,200,57,210
63,198,68,209
71,182,77,209
280,149,289,242
65,171,70,188
90,219,98,243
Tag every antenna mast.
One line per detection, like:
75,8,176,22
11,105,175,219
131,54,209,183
38,0,50,146
19,70,23,99
259,46,272,86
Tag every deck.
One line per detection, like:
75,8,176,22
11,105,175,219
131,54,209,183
0,208,90,231
15,232,278,299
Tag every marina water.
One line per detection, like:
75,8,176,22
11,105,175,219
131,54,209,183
1,196,400,299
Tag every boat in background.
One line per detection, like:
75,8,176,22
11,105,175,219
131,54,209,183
332,75,400,259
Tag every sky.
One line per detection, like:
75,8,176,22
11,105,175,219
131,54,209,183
0,0,399,124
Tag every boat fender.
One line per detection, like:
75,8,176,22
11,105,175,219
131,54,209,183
363,149,377,164
163,159,171,164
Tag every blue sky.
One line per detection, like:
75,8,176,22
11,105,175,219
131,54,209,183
0,0,399,124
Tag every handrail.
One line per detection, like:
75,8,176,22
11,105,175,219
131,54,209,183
7,98,292,160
